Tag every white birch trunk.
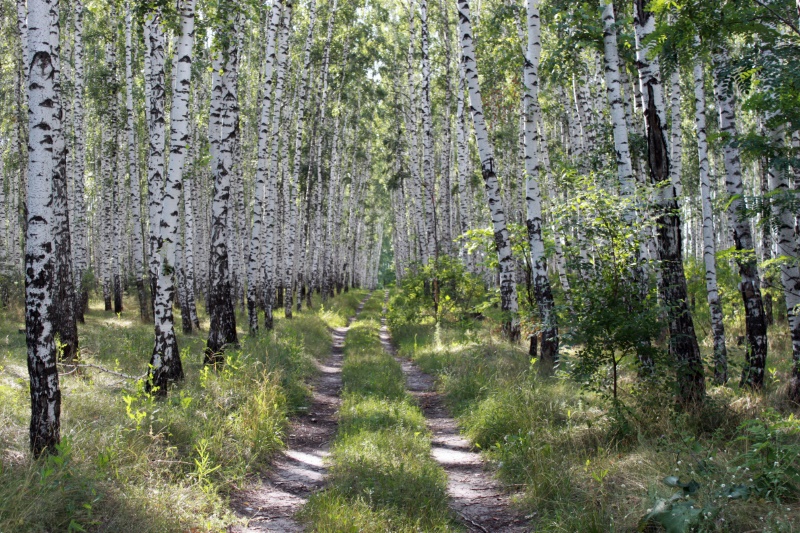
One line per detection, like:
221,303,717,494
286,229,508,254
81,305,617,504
247,0,285,330
634,0,704,403
310,0,338,303
760,36,800,396
263,0,293,329
25,0,61,457
458,0,520,340
125,2,148,321
405,7,426,264
419,0,437,263
144,10,167,311
669,62,683,200
149,0,196,394
455,59,471,267
693,53,727,382
206,7,241,358
600,1,635,198
711,46,768,388
522,0,558,369
285,0,317,317
69,0,88,321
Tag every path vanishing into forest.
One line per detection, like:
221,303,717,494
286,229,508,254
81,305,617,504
229,291,527,531
229,294,371,532
379,292,530,533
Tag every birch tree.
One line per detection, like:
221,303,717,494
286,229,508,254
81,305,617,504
71,0,89,322
247,0,283,332
419,0,437,263
52,12,78,364
25,0,62,456
144,9,167,312
522,0,558,370
263,0,293,330
633,0,704,404
692,49,727,383
206,8,241,359
458,0,520,341
285,0,318,318
149,0,197,394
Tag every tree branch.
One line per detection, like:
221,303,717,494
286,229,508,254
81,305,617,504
752,0,800,38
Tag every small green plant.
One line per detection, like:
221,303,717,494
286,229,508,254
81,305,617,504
191,438,221,496
734,410,800,502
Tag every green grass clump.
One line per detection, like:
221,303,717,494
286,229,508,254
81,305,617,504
300,492,453,533
341,321,406,401
0,289,354,532
326,428,448,517
337,395,427,436
302,294,455,532
319,290,369,327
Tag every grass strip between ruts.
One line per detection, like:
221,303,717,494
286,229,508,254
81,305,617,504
300,293,456,532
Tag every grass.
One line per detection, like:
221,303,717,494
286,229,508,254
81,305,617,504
0,287,367,532
390,308,800,533
301,292,456,532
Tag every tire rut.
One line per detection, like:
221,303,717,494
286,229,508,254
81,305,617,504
379,292,531,533
229,294,371,532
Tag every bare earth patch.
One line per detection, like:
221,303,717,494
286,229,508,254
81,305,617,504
229,296,369,532
379,299,530,532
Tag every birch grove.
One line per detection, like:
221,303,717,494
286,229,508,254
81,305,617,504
7,0,800,464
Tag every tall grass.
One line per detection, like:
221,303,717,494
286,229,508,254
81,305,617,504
391,318,800,532
0,290,366,532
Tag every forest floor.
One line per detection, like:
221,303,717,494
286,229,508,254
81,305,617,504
232,290,529,532
229,292,371,532
4,287,800,532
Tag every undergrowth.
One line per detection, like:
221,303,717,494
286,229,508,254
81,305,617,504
390,314,800,533
0,289,366,532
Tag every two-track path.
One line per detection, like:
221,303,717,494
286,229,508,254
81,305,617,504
378,292,530,533
230,295,370,532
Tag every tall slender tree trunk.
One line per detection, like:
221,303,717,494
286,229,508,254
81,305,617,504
52,19,78,363
26,0,62,457
693,51,727,383
286,0,317,318
104,36,123,316
125,2,149,322
458,0,520,341
310,0,338,303
633,0,704,405
600,1,635,197
522,0,558,371
206,9,241,359
455,61,472,270
668,54,683,200
148,0,197,394
420,0,438,264
247,0,283,333
263,0,293,330
145,10,167,317
71,0,89,322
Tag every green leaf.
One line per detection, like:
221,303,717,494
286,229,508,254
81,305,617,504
638,499,704,533
722,484,751,500
662,476,700,495
662,476,680,487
